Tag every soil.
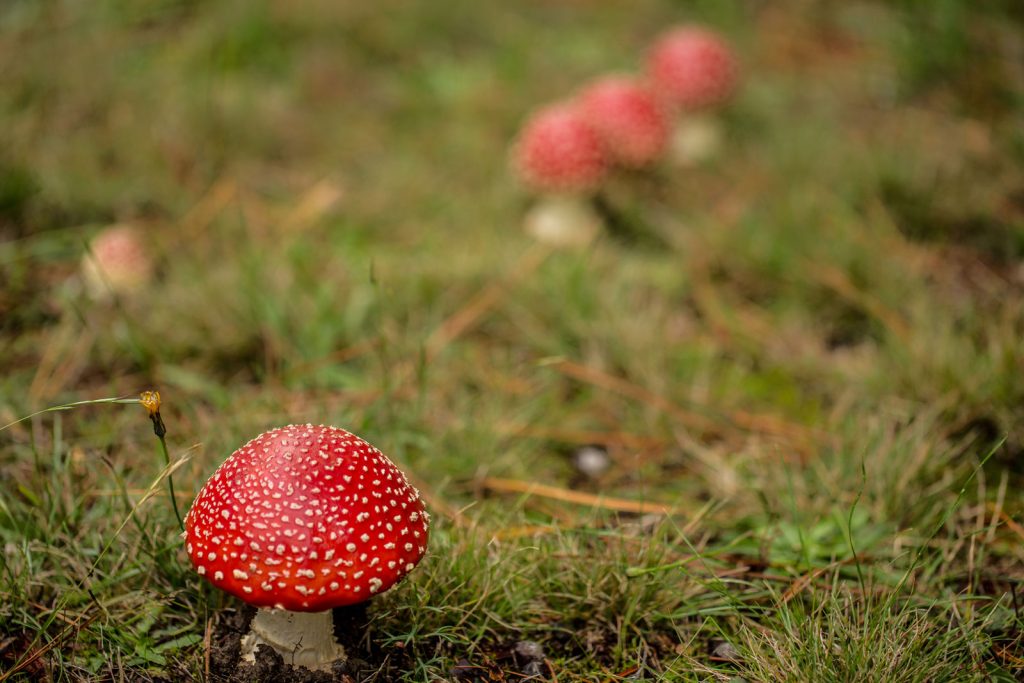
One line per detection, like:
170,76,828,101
207,604,408,682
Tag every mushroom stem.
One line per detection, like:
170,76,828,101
240,608,346,672
523,195,602,248
668,114,723,167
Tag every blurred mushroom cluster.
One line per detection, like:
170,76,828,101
510,25,739,247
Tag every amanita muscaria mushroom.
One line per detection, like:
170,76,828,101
646,26,738,112
577,75,670,169
80,224,153,300
646,26,739,166
185,424,430,672
511,103,608,248
512,102,608,195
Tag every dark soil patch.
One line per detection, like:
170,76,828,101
208,604,410,682
0,630,49,680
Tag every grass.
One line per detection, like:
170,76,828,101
2,0,1024,680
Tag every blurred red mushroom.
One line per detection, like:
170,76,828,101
512,103,607,247
577,75,670,168
185,424,430,672
646,26,739,166
512,102,608,194
80,224,153,300
646,26,738,112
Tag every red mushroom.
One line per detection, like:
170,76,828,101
511,103,609,248
511,102,608,195
646,26,739,112
184,424,430,672
577,76,670,168
80,224,153,300
646,26,739,166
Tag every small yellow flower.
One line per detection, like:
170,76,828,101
140,390,161,418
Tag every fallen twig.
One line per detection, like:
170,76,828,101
480,476,682,516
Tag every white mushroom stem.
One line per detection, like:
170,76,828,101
240,608,346,672
523,195,602,249
668,113,723,167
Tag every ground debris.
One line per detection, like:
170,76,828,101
512,640,546,678
450,657,506,681
0,631,49,679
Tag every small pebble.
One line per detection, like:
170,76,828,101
572,445,611,479
514,639,545,661
711,640,742,662
450,659,479,680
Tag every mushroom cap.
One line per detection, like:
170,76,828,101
81,224,152,299
577,75,670,168
184,424,430,612
512,103,608,194
646,26,738,111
